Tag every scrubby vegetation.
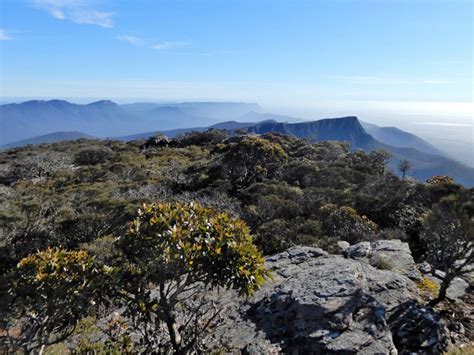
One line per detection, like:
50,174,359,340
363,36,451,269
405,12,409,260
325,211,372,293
0,130,472,352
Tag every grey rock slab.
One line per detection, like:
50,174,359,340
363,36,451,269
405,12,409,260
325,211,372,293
211,245,422,354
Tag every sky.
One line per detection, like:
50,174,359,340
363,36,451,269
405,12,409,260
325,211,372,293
0,0,472,123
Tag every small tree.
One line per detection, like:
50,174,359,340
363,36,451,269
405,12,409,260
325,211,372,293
4,248,106,353
420,195,473,306
398,159,411,180
114,202,269,353
319,204,378,245
220,136,288,189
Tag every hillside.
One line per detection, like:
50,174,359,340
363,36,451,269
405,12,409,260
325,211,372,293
0,129,472,353
361,121,445,156
0,131,96,149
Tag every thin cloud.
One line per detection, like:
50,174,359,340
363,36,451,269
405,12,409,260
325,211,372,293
413,122,472,127
322,75,451,85
151,41,190,50
116,36,189,50
116,35,145,46
30,0,114,28
322,75,382,83
422,80,451,84
70,10,113,28
0,29,14,41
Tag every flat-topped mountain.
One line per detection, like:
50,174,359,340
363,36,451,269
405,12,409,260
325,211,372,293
246,116,378,151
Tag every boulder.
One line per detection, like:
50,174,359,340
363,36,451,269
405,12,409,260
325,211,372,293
345,240,421,280
336,240,351,253
388,301,450,354
140,135,171,149
210,246,423,354
446,278,470,301
344,241,372,258
419,261,432,274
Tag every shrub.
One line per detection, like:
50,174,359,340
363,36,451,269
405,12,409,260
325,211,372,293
220,136,288,189
416,277,440,299
420,194,473,306
320,204,378,244
6,248,109,352
74,148,115,165
112,202,270,352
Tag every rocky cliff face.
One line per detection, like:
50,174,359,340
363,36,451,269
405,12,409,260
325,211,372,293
245,117,378,151
207,240,469,354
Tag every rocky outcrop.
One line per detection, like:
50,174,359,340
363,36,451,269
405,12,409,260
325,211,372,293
209,242,452,354
140,135,171,149
67,241,462,354
344,239,421,280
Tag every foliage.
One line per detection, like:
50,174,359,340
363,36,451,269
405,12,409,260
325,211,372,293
74,147,115,165
445,345,474,355
420,193,473,306
218,135,288,190
416,277,440,300
319,204,378,245
3,248,108,352
176,129,228,147
426,175,455,185
112,202,269,353
120,202,268,296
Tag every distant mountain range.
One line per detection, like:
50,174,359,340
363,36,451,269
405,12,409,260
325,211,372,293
0,100,260,144
360,121,445,157
1,100,473,186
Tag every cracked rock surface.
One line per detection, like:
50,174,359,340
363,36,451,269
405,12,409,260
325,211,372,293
209,242,453,354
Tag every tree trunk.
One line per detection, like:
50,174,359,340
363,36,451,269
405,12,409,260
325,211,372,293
165,312,183,354
429,275,453,307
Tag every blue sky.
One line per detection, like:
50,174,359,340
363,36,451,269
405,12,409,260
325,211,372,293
0,0,472,119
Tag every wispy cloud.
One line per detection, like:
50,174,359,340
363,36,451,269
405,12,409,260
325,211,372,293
151,41,190,50
31,0,114,28
413,122,472,127
322,75,382,83
116,36,190,51
116,35,145,46
422,80,451,84
322,74,451,85
0,29,14,41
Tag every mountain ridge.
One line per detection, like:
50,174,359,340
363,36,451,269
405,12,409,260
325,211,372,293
0,100,261,144
361,121,445,157
1,101,472,186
